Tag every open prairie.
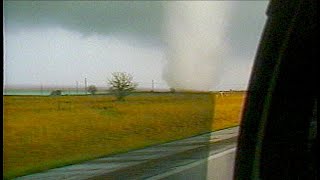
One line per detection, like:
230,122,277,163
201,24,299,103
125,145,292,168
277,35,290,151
3,92,245,179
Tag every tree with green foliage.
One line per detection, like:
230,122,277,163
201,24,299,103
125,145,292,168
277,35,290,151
108,72,138,101
50,90,62,96
170,88,176,93
88,85,97,95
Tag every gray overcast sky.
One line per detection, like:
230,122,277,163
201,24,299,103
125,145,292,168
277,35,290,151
4,1,269,91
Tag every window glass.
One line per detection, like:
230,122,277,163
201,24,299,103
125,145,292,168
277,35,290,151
3,1,268,179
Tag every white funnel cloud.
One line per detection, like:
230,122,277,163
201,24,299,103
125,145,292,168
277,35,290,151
163,2,232,91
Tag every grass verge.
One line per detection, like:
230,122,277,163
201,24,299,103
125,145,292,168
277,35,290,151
3,92,245,179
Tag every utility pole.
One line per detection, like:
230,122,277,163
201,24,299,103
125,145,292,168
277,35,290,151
40,83,43,95
76,81,79,94
85,78,87,95
151,80,154,92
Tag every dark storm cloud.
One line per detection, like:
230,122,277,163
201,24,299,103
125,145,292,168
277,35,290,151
4,1,164,37
4,1,269,90
4,1,268,51
4,1,268,46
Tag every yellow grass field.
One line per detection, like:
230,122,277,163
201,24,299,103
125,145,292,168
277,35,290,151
3,92,245,179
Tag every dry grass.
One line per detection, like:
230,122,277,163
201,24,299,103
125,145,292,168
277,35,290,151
212,92,246,130
3,92,245,179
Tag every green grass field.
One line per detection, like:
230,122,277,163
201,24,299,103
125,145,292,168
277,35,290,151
3,92,245,179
